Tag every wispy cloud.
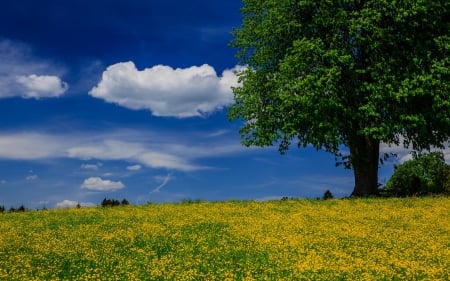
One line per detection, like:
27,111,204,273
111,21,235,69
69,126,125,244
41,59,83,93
89,62,243,117
68,139,205,171
204,129,230,138
0,133,66,160
81,162,103,170
0,130,446,179
150,173,172,194
126,164,142,171
0,129,249,172
26,174,38,181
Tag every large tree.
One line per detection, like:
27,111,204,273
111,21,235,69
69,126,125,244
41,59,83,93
228,0,450,196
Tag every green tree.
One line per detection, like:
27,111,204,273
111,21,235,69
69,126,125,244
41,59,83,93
322,190,334,200
444,167,450,193
229,0,450,196
385,152,450,196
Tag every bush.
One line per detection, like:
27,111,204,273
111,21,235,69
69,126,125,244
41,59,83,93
323,190,334,200
385,152,450,196
445,167,450,193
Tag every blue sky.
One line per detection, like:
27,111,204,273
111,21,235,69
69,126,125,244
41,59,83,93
0,1,445,209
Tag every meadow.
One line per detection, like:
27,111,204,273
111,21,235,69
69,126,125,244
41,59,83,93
0,197,449,280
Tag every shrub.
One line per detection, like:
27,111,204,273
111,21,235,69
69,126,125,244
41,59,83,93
323,190,334,200
385,152,450,196
444,166,450,194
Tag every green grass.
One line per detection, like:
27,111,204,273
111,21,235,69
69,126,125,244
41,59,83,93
0,197,449,280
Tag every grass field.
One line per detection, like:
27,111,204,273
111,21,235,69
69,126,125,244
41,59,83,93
1,197,449,280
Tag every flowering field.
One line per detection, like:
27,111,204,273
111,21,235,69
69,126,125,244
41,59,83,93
1,198,449,280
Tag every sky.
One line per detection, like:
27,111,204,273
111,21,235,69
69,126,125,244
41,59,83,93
0,1,448,209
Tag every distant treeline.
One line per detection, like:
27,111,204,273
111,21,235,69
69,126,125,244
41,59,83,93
0,198,131,213
101,198,130,207
0,205,27,213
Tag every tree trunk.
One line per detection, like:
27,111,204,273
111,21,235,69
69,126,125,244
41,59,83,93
349,136,380,196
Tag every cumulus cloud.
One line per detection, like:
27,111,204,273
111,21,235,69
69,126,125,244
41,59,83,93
89,62,243,117
0,38,68,99
81,177,124,191
126,164,141,171
56,200,95,208
56,200,78,208
15,74,68,98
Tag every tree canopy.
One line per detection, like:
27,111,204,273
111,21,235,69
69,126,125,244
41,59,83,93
229,0,450,196
385,152,450,196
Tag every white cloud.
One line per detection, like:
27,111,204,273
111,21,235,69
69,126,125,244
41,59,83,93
67,140,144,160
0,38,68,99
0,129,249,172
126,164,141,171
67,139,206,171
56,200,78,208
26,174,38,181
0,132,206,171
5,131,446,176
56,200,95,208
136,151,202,171
81,177,125,191
151,173,172,193
0,133,66,159
16,74,68,98
380,142,450,164
81,162,103,170
205,130,230,138
89,62,242,117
